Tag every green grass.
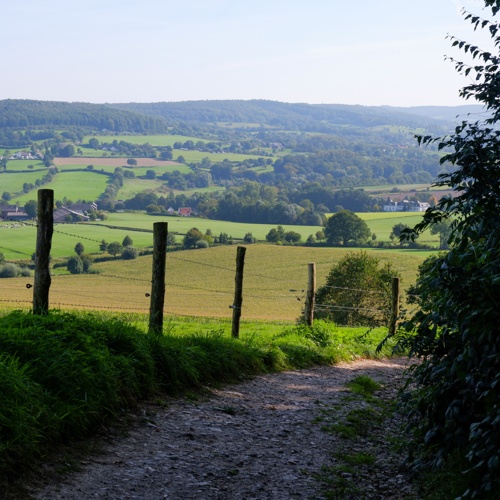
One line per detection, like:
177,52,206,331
0,171,47,197
0,310,396,488
0,242,431,319
3,160,46,171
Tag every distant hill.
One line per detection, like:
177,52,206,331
0,99,168,133
385,104,487,123
0,98,486,136
109,99,456,133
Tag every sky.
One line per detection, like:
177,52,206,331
1,0,495,107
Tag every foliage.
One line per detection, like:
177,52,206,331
67,256,84,274
315,251,397,326
23,200,37,219
106,241,122,256
74,242,84,256
324,210,371,246
183,227,204,249
166,233,176,246
395,4,500,497
121,246,139,260
122,235,133,247
0,263,20,278
243,232,256,243
0,310,392,485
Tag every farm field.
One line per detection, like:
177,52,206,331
0,211,438,262
3,160,46,171
12,171,111,205
0,244,433,321
0,171,46,196
53,157,182,168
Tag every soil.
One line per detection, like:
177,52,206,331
22,358,419,499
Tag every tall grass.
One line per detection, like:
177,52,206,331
0,310,394,483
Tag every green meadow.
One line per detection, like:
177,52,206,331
3,160,46,171
0,211,437,262
0,171,45,196
1,244,433,320
11,171,110,205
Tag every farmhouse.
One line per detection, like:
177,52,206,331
178,207,192,216
68,202,97,216
53,206,90,223
382,199,430,212
0,205,29,221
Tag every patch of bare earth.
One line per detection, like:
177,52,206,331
27,358,419,499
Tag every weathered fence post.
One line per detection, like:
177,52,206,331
231,246,246,338
149,222,168,335
388,276,400,336
304,262,316,326
33,189,54,315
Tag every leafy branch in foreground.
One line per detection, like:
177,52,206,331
396,3,500,498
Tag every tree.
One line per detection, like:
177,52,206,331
283,231,301,243
2,191,11,202
166,233,176,246
0,251,4,263
430,220,452,249
243,232,256,243
121,246,138,260
390,223,414,246
315,251,396,326
122,235,133,247
24,200,38,219
99,239,108,252
183,227,203,249
107,241,122,256
74,242,84,256
324,210,370,246
266,225,285,243
88,138,99,149
127,158,137,167
60,144,75,158
392,4,500,496
67,256,83,274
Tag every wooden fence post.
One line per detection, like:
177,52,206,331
231,246,246,338
33,189,54,315
304,262,316,326
149,222,168,335
388,276,400,336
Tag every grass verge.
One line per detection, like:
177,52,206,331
0,310,394,489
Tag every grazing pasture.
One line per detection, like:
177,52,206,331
12,171,110,205
0,210,438,262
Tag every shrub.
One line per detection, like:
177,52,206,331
0,263,19,278
67,256,83,274
196,240,209,249
121,246,139,260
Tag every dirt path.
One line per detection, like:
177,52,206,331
28,358,418,499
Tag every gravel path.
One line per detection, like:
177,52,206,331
28,358,419,499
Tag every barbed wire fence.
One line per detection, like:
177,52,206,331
1,189,402,334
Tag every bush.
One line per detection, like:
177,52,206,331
67,256,83,274
121,246,139,260
195,240,209,249
315,251,397,327
0,263,19,278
